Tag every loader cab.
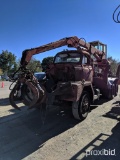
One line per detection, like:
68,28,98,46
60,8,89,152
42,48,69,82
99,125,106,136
89,41,107,59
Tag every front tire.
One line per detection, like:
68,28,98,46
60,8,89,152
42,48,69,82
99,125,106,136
72,91,90,121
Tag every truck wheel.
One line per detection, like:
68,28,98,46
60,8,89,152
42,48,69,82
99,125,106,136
72,92,90,120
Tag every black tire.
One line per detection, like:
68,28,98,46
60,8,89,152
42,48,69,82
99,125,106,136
79,92,90,120
72,91,90,120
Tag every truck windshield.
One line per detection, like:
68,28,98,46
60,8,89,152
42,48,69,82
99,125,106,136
54,52,81,63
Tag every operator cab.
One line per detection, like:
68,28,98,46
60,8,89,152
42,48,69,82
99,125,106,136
89,41,108,78
89,40,107,59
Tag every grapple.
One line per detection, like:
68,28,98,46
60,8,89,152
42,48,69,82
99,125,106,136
9,68,46,110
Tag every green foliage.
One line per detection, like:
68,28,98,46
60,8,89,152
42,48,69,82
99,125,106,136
0,50,18,75
27,57,42,72
108,56,120,76
41,56,54,71
17,57,42,72
0,68,3,75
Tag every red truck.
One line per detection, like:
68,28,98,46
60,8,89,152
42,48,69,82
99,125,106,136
9,36,119,121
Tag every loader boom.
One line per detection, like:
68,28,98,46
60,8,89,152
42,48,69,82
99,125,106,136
20,36,105,67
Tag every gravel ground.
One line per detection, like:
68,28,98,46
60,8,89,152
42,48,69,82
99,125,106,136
0,81,120,160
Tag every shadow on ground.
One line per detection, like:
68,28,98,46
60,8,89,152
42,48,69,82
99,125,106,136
103,103,120,121
90,97,110,111
0,104,79,160
0,98,10,106
0,96,112,160
70,105,120,160
70,123,120,160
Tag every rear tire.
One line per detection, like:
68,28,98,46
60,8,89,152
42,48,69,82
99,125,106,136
72,91,90,121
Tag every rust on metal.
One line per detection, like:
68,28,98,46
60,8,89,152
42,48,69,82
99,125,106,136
9,36,119,113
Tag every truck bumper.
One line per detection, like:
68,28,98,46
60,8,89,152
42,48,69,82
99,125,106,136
53,81,83,101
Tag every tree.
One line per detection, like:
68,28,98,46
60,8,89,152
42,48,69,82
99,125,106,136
0,50,18,75
108,56,120,76
41,56,54,71
0,68,3,75
17,57,42,72
27,57,42,72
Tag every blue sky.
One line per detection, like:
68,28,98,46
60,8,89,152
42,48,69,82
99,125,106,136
0,0,120,62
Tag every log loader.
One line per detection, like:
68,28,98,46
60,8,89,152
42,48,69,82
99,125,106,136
9,36,119,120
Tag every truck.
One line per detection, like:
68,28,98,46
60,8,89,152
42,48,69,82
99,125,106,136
9,36,119,121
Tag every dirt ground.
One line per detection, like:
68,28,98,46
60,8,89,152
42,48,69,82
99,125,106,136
0,81,120,160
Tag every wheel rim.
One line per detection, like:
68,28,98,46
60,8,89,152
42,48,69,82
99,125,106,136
81,96,89,114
